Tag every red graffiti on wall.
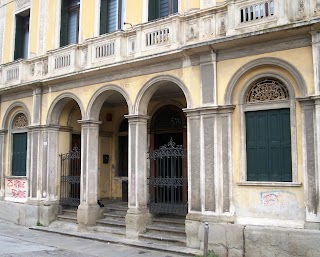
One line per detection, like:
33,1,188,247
11,189,26,198
6,179,27,199
7,179,25,189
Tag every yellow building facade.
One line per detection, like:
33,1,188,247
0,0,320,256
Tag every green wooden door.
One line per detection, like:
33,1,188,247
246,109,291,182
12,133,27,176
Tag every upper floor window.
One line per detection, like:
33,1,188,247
14,10,30,60
100,0,122,35
60,0,80,47
148,0,178,21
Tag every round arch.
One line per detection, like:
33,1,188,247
86,84,133,121
46,93,85,125
134,75,193,115
224,57,307,105
2,102,31,130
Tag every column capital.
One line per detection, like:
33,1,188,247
310,30,320,44
78,119,102,126
0,129,8,135
297,97,315,108
183,105,235,116
125,114,150,122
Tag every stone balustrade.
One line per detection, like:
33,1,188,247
0,0,317,88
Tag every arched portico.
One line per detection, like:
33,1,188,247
126,75,192,238
44,94,85,212
77,85,131,227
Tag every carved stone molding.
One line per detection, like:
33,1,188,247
15,0,31,12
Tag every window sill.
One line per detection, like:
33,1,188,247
237,181,302,187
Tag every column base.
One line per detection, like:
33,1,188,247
77,203,101,229
125,208,152,239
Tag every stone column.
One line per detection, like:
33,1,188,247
77,120,101,228
27,87,43,200
45,126,60,201
311,32,320,95
0,130,7,200
125,115,151,238
299,97,319,226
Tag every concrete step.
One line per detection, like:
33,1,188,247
101,215,125,223
103,211,127,218
146,224,186,237
61,209,77,216
139,232,186,247
89,225,126,237
57,214,78,223
153,217,185,226
48,221,78,231
96,219,126,228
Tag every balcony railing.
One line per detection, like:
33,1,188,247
0,0,316,88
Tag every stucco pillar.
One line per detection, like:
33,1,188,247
0,130,7,200
125,115,152,238
200,52,217,106
299,97,320,226
311,32,320,95
277,0,289,25
77,120,101,228
184,107,234,248
27,87,43,200
226,0,236,36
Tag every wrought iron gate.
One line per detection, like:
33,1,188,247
148,138,188,215
60,146,81,206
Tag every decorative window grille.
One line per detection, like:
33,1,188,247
246,78,289,103
13,113,28,129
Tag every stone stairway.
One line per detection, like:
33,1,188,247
57,208,78,223
140,215,187,247
91,202,127,237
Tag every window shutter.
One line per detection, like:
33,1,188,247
100,0,107,34
159,0,169,17
60,0,69,47
280,109,292,181
107,0,118,33
172,0,178,14
246,111,269,181
68,9,78,44
268,110,282,181
12,133,27,176
246,112,259,181
148,0,160,21
14,15,23,60
22,16,30,59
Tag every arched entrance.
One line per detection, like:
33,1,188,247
149,105,187,215
86,85,131,204
47,94,84,207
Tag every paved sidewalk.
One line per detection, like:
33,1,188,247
0,219,191,257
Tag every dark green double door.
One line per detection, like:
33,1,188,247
246,108,292,182
12,133,27,176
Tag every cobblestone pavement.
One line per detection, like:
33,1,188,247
0,220,183,257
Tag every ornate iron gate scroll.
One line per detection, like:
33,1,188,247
148,138,188,215
60,146,81,206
